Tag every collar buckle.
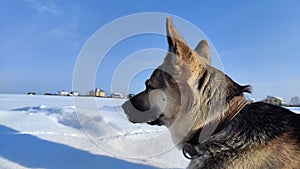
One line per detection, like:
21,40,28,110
182,143,198,159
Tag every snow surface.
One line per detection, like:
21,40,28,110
0,94,188,169
0,94,299,169
283,106,300,114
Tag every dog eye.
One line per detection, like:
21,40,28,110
168,76,177,85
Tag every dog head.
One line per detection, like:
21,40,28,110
122,17,249,142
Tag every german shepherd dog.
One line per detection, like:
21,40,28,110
122,17,300,169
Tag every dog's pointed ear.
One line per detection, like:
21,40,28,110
166,16,190,55
166,17,206,79
195,40,211,64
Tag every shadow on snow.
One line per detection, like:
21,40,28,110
0,125,157,169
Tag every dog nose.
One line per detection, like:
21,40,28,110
121,101,130,113
122,99,149,114
124,92,150,112
122,98,156,123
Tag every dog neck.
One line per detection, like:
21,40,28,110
215,96,249,134
182,96,249,159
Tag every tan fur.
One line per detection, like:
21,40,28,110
166,17,207,81
150,18,234,145
227,133,300,169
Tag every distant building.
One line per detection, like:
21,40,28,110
89,90,95,96
290,96,300,106
59,90,69,96
111,92,123,98
262,96,283,106
70,91,80,96
95,88,105,97
89,88,105,97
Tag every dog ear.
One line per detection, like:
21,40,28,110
166,16,191,57
166,17,206,79
195,40,211,64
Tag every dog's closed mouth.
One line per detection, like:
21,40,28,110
128,114,164,126
147,114,164,126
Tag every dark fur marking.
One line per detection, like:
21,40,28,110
197,70,208,91
201,69,216,97
225,76,251,102
146,69,166,91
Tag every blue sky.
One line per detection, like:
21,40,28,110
1,0,299,101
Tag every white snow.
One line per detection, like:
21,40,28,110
284,106,300,114
0,94,189,169
0,94,299,169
